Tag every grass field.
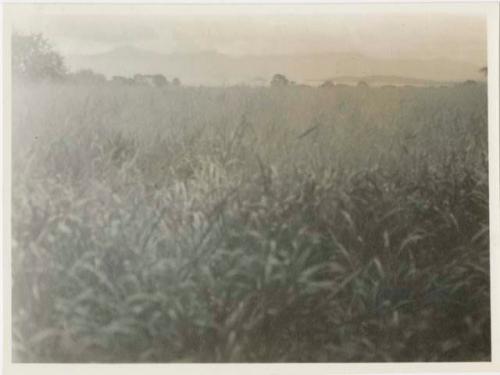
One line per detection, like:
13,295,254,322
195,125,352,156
11,81,490,362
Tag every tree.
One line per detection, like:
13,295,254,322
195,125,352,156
479,66,487,77
172,77,181,86
270,74,289,87
68,69,106,84
357,80,369,88
152,74,168,87
112,76,133,85
319,80,335,88
133,74,147,85
12,32,67,81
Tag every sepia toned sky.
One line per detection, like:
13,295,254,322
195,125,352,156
9,4,487,66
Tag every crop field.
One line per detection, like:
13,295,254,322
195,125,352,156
11,82,490,362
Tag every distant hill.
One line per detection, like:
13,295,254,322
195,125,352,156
66,46,484,86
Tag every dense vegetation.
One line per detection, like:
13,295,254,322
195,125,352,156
12,81,490,362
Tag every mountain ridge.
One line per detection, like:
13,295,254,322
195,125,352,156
66,45,484,85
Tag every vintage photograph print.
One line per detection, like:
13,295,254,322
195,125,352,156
4,3,495,364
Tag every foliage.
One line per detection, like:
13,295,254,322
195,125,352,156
319,80,335,88
12,32,67,82
68,69,107,85
112,76,133,85
12,82,490,362
270,74,289,87
152,74,168,87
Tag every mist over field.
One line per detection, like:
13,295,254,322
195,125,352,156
65,47,485,86
9,4,491,363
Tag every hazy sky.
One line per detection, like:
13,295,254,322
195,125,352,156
9,4,487,65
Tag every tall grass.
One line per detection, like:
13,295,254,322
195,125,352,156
12,81,489,362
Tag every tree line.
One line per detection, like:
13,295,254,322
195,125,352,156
12,32,181,87
12,32,300,88
12,32,487,88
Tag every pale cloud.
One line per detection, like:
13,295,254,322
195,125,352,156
9,4,487,65
46,16,159,44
